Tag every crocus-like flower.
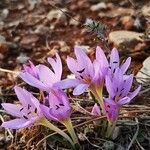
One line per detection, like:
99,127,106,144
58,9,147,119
40,89,71,122
91,103,101,116
40,89,79,144
104,68,141,122
107,48,131,76
1,86,43,129
56,46,109,95
19,53,62,92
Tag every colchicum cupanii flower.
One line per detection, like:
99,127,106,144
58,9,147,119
105,68,141,122
19,53,62,92
40,88,79,145
40,88,71,122
91,103,101,116
56,46,108,95
1,86,43,129
1,86,76,148
107,48,131,76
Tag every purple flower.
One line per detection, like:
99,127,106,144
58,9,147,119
91,103,101,116
23,61,39,78
108,48,131,75
19,53,62,92
1,86,43,129
104,68,141,122
56,46,109,95
40,89,71,122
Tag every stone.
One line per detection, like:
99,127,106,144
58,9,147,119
136,56,150,83
109,30,144,47
58,41,70,52
121,16,134,30
16,53,30,64
90,2,107,11
47,9,67,22
142,5,150,17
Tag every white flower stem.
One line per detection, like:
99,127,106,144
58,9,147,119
90,85,105,115
39,118,75,149
106,120,117,138
62,118,79,145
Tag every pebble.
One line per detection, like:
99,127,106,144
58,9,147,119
109,30,144,47
90,2,107,11
142,5,150,17
47,9,67,22
136,56,150,84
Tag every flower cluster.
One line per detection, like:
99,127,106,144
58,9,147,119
1,46,141,147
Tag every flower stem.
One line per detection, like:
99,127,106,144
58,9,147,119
106,120,117,138
62,118,79,145
39,118,75,149
90,85,105,115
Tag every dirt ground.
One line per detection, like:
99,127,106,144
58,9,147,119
0,0,150,149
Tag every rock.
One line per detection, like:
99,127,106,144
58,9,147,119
34,25,50,35
90,2,107,11
0,9,9,21
59,41,70,52
16,53,30,64
99,7,134,18
121,16,134,30
142,5,150,17
109,30,144,47
47,9,67,22
0,35,5,43
136,56,150,83
69,15,80,26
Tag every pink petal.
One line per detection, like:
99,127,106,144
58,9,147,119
14,86,32,106
105,76,115,98
47,53,62,81
110,48,119,72
73,84,89,95
54,79,81,89
120,57,131,74
91,103,101,116
96,46,109,68
19,72,48,91
40,105,58,121
117,97,131,105
129,85,141,100
2,103,22,117
67,57,78,74
1,118,33,129
37,65,55,85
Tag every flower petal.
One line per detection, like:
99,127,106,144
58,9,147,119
91,103,101,116
2,103,22,117
14,86,32,106
117,97,131,105
54,79,81,89
73,84,89,95
104,98,119,122
105,76,115,98
40,105,58,121
19,72,48,91
1,118,33,129
37,65,55,85
47,53,62,81
110,48,119,72
120,57,131,74
121,74,133,97
96,46,109,68
129,85,141,100
67,57,78,74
